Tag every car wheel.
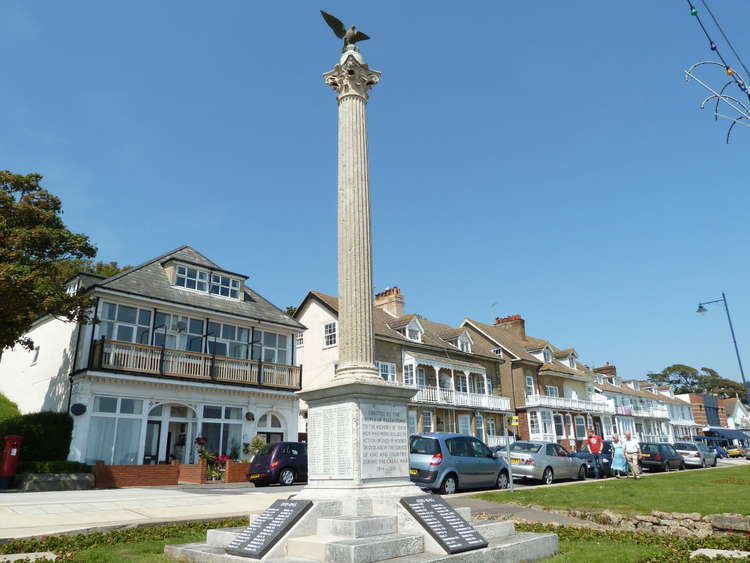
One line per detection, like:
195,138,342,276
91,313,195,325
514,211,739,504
542,467,554,485
701,459,706,469
679,461,685,470
712,458,717,467
279,468,296,486
663,462,670,473
577,465,586,480
439,474,458,495
496,470,509,490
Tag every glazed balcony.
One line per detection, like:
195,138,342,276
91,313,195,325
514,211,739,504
92,339,301,390
525,394,615,414
616,405,669,419
400,385,512,412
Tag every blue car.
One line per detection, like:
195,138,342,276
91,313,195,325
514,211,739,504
409,433,510,495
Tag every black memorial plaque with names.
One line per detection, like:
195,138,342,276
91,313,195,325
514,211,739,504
225,499,313,559
400,495,488,554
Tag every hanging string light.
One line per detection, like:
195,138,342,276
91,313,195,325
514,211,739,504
684,0,750,142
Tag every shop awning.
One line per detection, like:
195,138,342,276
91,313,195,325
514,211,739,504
705,427,750,440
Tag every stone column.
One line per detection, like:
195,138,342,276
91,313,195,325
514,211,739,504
324,47,381,381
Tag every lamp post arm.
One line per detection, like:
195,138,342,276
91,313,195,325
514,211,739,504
721,292,749,402
699,298,726,307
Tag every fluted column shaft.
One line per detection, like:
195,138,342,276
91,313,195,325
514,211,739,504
323,51,381,379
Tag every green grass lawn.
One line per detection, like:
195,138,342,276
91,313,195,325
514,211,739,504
475,465,750,516
545,538,669,562
62,531,204,562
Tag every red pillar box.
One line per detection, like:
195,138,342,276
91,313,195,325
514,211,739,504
0,435,24,489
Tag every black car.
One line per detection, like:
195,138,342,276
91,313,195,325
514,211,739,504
574,440,613,477
639,442,685,472
247,441,307,486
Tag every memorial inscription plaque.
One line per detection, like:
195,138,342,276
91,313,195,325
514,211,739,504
400,495,488,554
225,499,313,559
361,402,409,479
308,403,353,479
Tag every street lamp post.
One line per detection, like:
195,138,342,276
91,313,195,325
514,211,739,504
696,292,749,402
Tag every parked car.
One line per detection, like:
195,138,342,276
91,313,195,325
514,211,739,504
672,441,717,468
712,445,729,458
745,447,750,460
574,440,614,477
725,446,744,458
409,433,510,494
246,442,307,486
500,440,587,485
638,442,686,472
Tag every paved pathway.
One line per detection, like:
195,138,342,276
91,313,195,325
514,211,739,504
0,485,304,539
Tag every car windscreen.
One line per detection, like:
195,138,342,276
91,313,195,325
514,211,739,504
510,442,541,454
256,444,275,456
674,442,697,451
410,436,440,455
641,444,659,454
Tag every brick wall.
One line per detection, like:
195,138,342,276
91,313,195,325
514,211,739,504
178,459,208,484
225,460,250,483
93,461,179,488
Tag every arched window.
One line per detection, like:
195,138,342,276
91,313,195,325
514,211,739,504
256,412,285,445
258,413,283,429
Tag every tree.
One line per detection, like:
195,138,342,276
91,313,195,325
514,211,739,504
55,258,131,281
0,171,96,350
697,367,746,399
0,392,21,422
285,305,298,317
648,364,701,394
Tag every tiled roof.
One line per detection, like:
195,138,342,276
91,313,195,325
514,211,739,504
91,245,303,330
553,348,576,358
594,381,687,404
462,319,541,363
305,292,500,361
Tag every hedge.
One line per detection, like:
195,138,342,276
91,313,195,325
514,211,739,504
0,411,73,462
17,460,90,474
0,393,21,422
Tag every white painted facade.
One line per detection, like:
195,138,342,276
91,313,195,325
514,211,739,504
0,247,304,466
724,400,750,431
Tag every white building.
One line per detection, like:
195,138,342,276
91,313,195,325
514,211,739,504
0,246,304,466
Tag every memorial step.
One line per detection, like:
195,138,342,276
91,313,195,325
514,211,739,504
384,531,559,562
164,541,317,563
316,515,398,538
470,519,516,540
286,533,424,563
207,527,245,548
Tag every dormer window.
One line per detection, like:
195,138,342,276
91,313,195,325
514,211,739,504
543,348,552,363
568,356,576,369
407,328,422,342
175,265,240,299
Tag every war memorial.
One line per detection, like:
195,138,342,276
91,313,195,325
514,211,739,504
165,11,559,562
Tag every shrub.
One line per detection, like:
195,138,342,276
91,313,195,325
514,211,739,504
17,460,90,474
0,411,73,462
0,393,21,422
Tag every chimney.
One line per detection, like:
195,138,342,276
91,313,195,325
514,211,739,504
375,287,404,318
494,314,525,340
593,363,617,377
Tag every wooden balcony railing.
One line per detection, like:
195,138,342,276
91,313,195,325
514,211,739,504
92,339,301,390
402,385,512,411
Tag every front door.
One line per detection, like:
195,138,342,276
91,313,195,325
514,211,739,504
144,421,161,464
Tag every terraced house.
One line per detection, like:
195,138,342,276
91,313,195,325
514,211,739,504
461,315,614,451
0,246,304,466
294,288,514,445
592,367,700,442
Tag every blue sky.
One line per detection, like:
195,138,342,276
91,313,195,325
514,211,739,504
2,2,749,386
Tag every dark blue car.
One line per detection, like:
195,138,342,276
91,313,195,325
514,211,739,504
247,441,307,486
574,440,614,477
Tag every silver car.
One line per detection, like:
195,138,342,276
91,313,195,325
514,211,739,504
672,441,717,468
504,441,587,485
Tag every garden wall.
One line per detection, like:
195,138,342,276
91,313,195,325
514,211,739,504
93,461,179,488
224,460,250,483
178,460,207,484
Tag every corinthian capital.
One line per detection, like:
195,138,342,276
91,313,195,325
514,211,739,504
323,54,381,101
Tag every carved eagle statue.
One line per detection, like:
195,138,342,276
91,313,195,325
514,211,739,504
320,10,371,47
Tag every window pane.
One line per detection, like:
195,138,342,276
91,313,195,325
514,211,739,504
198,271,208,281
220,286,229,296
225,407,242,420
101,321,115,339
189,319,203,335
270,414,282,428
186,335,203,353
229,342,247,359
263,348,275,363
222,424,242,456
203,406,222,419
117,305,137,324
136,327,150,344
221,276,229,285
277,334,287,349
222,325,236,340
138,310,151,326
85,416,116,464
196,281,207,292
231,279,239,288
230,290,239,299
120,399,143,414
171,406,188,418
113,418,141,464
95,396,118,413
264,332,277,347
207,322,221,337
210,285,220,294
202,422,221,455
103,303,117,321
209,341,227,356
177,266,186,275
238,328,249,342
186,278,196,289
149,405,163,416
252,330,262,343
117,325,134,342
187,268,197,278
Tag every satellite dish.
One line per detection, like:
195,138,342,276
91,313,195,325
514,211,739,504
70,403,87,416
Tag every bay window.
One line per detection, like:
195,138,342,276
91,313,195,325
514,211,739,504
100,302,151,344
85,396,143,465
201,405,243,457
154,312,204,353
252,330,289,364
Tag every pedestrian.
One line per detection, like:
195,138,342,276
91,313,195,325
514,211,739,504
585,427,604,478
623,431,641,479
610,434,628,479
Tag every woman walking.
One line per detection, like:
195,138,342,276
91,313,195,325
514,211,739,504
611,434,628,479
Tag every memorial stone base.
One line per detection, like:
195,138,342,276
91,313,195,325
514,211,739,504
165,378,559,561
